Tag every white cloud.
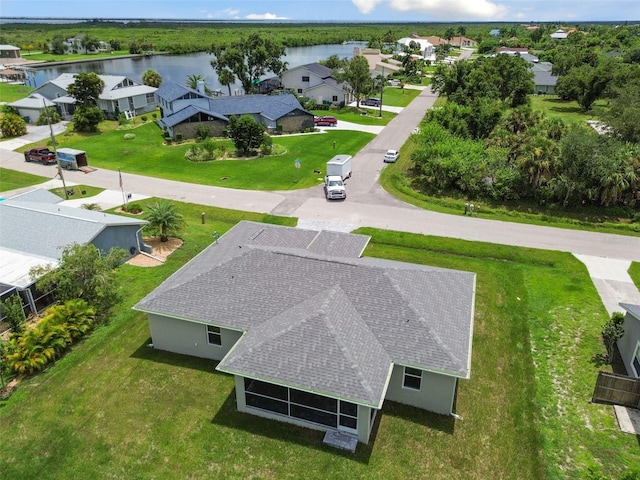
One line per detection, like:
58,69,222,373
352,0,385,14
353,0,507,19
245,12,289,20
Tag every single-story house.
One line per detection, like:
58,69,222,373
448,36,477,48
155,82,314,139
7,93,56,124
134,221,476,444
30,73,157,122
280,63,351,106
0,44,21,60
0,189,150,320
550,29,568,40
618,303,640,378
498,50,558,94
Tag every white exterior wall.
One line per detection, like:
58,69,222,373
148,313,243,361
384,364,457,415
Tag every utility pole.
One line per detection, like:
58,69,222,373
43,99,68,199
379,66,384,118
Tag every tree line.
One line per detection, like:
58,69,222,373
420,52,640,210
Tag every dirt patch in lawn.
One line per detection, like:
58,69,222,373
126,237,183,267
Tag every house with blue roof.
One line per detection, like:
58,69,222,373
155,82,314,140
0,189,149,320
134,221,476,445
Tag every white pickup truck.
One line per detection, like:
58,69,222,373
324,175,346,200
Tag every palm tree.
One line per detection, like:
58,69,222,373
142,69,162,88
144,201,186,242
218,68,235,96
186,74,213,96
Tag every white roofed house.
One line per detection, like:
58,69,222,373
7,93,56,124
30,73,157,121
134,221,476,446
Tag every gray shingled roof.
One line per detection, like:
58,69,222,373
0,190,147,260
134,221,475,406
620,303,640,320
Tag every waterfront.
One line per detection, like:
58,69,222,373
22,42,368,90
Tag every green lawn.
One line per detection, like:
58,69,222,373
49,184,104,199
0,200,635,479
0,168,49,193
0,83,34,103
24,122,374,190
529,95,609,124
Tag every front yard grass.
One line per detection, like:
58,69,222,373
0,200,635,479
24,121,374,190
0,83,34,103
0,168,48,193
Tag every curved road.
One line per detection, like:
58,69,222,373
1,87,640,263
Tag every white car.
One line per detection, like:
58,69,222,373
383,149,399,163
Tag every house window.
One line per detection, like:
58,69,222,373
297,88,303,94
633,345,640,377
332,96,338,102
302,76,310,82
206,325,221,346
403,367,422,391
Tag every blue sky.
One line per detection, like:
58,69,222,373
1,0,639,22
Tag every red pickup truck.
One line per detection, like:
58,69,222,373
24,147,57,165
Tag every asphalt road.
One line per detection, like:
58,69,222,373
1,87,640,262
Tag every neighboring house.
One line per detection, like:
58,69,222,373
280,63,350,106
134,221,476,444
397,37,435,59
54,35,112,55
0,44,21,60
0,189,150,318
498,50,558,94
618,304,640,378
31,73,157,121
155,82,314,139
7,93,56,124
353,48,402,78
550,29,568,40
448,36,478,48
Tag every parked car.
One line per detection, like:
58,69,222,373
24,147,57,165
362,98,381,107
314,116,338,127
383,149,399,163
388,79,401,87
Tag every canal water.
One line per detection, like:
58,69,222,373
22,42,368,90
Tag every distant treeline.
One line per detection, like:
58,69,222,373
0,20,618,54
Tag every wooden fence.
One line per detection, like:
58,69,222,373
592,371,640,408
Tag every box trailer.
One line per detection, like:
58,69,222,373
326,154,352,181
56,147,88,170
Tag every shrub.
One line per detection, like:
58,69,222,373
140,115,148,122
0,294,26,334
175,132,183,142
195,125,210,141
123,133,136,140
152,112,158,120
0,113,27,137
124,203,143,214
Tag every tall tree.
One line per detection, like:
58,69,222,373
217,69,235,96
142,68,162,88
67,72,105,132
144,201,186,242
210,33,287,94
604,78,640,143
334,55,371,106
